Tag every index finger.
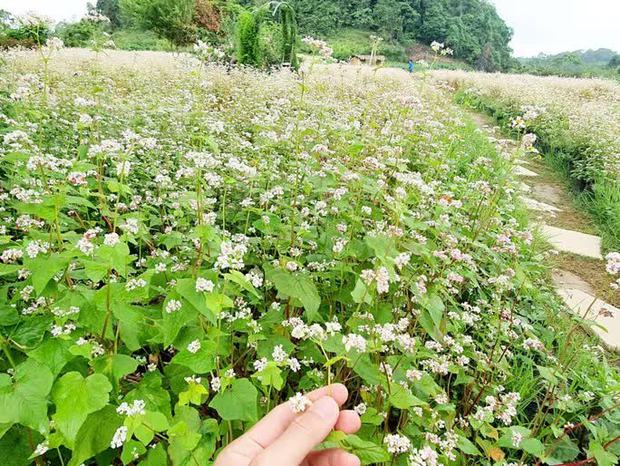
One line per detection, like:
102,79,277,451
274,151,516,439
222,384,349,459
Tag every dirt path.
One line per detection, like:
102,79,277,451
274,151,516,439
470,113,619,350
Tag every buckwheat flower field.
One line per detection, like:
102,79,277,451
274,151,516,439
434,70,620,249
0,48,618,465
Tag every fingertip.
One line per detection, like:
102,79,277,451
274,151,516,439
311,396,340,422
344,452,361,466
327,383,348,405
335,410,362,434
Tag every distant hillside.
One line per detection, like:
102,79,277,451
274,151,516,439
514,48,620,79
520,48,618,66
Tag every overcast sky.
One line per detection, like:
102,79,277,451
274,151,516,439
1,0,618,57
492,0,620,56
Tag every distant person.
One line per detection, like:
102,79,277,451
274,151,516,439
408,58,415,73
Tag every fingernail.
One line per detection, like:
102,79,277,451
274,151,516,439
311,396,338,420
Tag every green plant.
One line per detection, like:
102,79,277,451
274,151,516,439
236,10,262,66
0,47,618,466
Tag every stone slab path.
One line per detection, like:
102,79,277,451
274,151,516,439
541,225,603,260
471,111,618,351
513,166,539,177
522,197,562,213
555,288,619,349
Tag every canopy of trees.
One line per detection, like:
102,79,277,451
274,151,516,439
92,0,513,70
283,0,514,70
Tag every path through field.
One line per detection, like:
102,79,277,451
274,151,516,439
470,113,620,351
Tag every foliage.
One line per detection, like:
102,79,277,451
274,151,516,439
235,10,262,65
515,48,620,79
110,28,171,51
319,28,406,62
274,1,299,68
56,21,99,48
96,0,122,29
119,0,197,46
0,47,618,465
286,0,513,70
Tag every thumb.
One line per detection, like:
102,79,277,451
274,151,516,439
252,396,340,465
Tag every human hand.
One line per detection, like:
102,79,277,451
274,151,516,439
214,384,362,466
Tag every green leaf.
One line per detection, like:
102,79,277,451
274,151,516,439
0,425,38,466
68,405,123,466
457,434,482,456
52,372,112,447
175,278,215,324
0,360,53,433
225,270,260,299
27,255,70,294
588,442,618,466
420,292,444,327
209,378,258,422
125,373,172,420
344,434,391,465
364,234,397,261
545,436,579,464
178,381,209,406
389,384,425,409
351,278,372,305
121,439,146,465
28,338,74,377
139,443,168,466
96,242,132,277
265,266,321,321
91,354,139,387
171,340,216,374
351,354,382,386
521,438,545,457
162,300,198,347
252,362,284,390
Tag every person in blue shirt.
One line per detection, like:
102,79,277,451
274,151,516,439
408,58,415,73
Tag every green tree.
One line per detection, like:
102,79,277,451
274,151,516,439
96,0,122,29
236,10,262,65
120,0,197,46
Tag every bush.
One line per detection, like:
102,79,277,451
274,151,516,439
236,11,261,66
324,29,406,62
111,29,170,51
57,21,99,48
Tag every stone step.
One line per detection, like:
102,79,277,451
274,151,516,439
541,225,603,259
514,166,539,177
556,288,620,350
552,269,595,295
523,197,562,213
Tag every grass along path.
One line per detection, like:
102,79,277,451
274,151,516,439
469,112,620,350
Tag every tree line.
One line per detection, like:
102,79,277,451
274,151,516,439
2,0,514,71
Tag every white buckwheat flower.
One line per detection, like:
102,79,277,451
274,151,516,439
187,340,201,354
288,393,312,413
384,433,411,454
110,426,128,448
196,277,215,293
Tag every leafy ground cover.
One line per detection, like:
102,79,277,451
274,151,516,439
0,47,619,465
434,70,620,251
